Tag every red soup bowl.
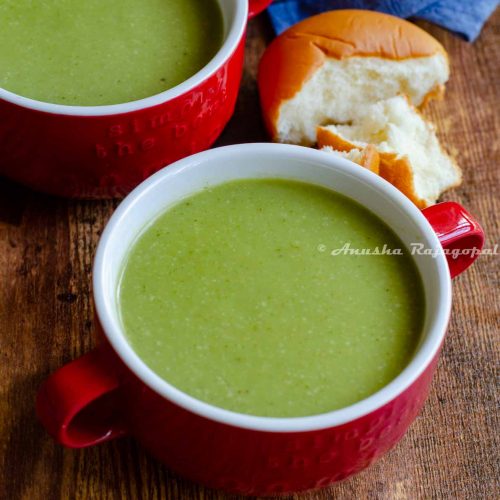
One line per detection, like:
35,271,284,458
37,144,484,495
0,0,273,199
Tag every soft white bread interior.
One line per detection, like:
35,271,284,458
318,96,462,208
279,54,448,145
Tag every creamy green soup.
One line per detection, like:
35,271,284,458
118,179,425,417
0,0,223,105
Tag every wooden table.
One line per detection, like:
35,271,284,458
1,9,498,500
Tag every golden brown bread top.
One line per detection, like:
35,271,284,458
259,9,448,139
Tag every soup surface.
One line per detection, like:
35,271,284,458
119,179,425,417
0,0,223,105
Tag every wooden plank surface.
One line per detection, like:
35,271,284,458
0,9,498,500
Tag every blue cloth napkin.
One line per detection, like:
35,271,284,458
267,0,499,41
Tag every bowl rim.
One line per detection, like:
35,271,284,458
0,0,247,117
94,143,452,432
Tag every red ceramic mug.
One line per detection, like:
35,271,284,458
37,144,484,495
0,0,273,199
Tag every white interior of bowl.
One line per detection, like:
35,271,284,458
0,0,245,116
94,143,452,432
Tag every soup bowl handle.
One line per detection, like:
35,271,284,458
422,202,484,279
248,0,274,19
36,347,127,448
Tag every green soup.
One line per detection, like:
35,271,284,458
118,179,425,417
0,0,223,105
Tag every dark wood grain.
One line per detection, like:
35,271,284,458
0,10,498,500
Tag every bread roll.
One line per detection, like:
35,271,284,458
258,10,449,145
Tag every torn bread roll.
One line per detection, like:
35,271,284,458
321,145,380,174
318,96,462,208
258,9,449,145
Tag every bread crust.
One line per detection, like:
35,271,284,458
360,145,380,174
420,84,446,108
322,144,380,173
259,10,448,139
